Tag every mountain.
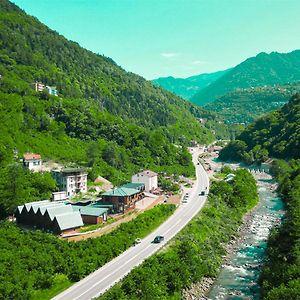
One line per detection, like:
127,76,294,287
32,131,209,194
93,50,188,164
191,50,300,106
0,0,214,191
219,94,300,163
204,82,300,124
152,69,230,100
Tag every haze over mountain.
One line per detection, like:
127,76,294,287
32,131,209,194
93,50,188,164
191,50,300,106
152,69,230,100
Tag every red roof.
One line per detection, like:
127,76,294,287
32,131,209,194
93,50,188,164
23,153,41,160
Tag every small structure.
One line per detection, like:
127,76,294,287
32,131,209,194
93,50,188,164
101,187,143,213
71,206,108,224
131,170,158,192
52,168,88,197
45,85,58,96
33,82,45,92
52,191,67,201
225,173,236,182
23,153,42,172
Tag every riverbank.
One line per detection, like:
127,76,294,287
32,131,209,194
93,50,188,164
182,158,284,300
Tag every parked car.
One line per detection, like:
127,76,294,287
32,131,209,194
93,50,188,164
153,235,164,243
134,238,142,245
199,191,205,196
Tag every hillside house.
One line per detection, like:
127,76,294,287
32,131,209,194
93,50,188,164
52,168,88,197
45,85,58,96
23,153,42,172
32,81,58,96
131,170,158,192
101,187,143,213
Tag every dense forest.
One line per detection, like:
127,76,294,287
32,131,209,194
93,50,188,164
191,50,300,106
260,160,300,300
0,204,175,300
204,83,300,124
99,168,258,299
0,0,217,218
219,94,300,164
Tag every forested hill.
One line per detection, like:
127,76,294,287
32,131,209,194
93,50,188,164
204,82,300,124
0,0,215,215
152,69,230,100
219,94,300,163
0,0,210,129
191,50,300,106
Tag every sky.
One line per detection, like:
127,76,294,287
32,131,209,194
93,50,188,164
12,0,300,80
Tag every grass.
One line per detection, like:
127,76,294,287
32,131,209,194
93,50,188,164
31,274,72,300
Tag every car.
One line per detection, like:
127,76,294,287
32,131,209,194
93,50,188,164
199,191,205,196
134,238,142,245
197,162,200,165
153,235,164,243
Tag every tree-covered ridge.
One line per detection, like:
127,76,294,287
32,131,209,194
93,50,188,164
204,83,300,124
219,94,300,163
0,0,211,131
260,160,300,300
99,168,258,300
152,69,230,100
191,50,300,106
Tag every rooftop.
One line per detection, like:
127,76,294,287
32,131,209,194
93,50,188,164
23,153,41,160
102,187,140,197
136,170,158,177
122,183,145,189
53,211,83,231
72,205,108,217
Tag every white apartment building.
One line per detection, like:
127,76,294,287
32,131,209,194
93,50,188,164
52,168,88,197
131,170,158,192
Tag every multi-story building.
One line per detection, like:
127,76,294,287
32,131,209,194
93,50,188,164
32,81,58,96
23,153,42,172
33,81,45,92
45,85,58,96
131,170,158,192
52,168,88,197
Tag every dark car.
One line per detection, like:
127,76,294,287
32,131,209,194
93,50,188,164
199,191,205,196
153,235,164,243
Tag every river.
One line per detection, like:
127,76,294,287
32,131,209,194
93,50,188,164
207,176,285,300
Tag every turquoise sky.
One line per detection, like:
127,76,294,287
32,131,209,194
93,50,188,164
12,0,300,79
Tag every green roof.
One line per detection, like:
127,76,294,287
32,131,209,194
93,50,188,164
72,205,108,217
102,187,140,197
46,205,73,220
122,183,145,189
54,211,83,231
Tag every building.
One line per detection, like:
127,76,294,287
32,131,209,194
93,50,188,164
52,191,67,201
131,170,158,192
71,206,108,224
45,85,58,96
32,82,58,96
52,168,88,197
23,153,42,172
101,187,143,213
33,81,45,92
15,201,83,234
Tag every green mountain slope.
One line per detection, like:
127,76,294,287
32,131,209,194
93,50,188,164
219,94,300,163
191,50,300,106
152,69,230,100
0,0,209,130
204,82,300,124
0,0,216,218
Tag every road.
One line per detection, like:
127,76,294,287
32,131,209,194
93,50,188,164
52,147,210,300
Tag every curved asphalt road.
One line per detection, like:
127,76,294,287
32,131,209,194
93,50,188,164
52,147,209,300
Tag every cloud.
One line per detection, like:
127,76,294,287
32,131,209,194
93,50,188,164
192,60,207,65
160,52,179,58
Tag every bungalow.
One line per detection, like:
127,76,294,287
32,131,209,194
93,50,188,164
101,187,143,213
71,205,108,224
23,153,42,172
131,170,158,192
